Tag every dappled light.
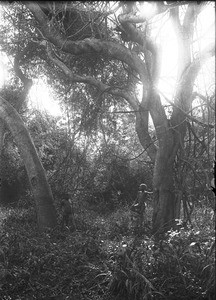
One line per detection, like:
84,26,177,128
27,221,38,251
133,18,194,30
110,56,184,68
138,2,157,19
29,79,62,117
0,53,8,88
0,1,215,300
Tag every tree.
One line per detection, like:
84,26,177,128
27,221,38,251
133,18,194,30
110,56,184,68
0,96,57,230
0,13,58,230
1,1,214,235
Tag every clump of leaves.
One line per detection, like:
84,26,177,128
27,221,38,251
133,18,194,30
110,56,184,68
150,220,215,300
99,208,215,300
103,208,131,240
0,206,214,300
0,208,107,299
102,238,164,300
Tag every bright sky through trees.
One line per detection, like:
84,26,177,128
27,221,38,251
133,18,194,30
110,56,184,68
0,53,8,88
0,2,215,116
28,79,62,117
154,3,215,99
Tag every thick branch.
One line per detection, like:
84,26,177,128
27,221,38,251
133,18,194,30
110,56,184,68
45,41,139,111
14,44,33,99
183,3,196,35
160,90,214,129
117,11,166,160
119,3,166,23
118,14,145,46
167,42,215,161
25,2,147,80
45,41,157,162
170,4,197,80
173,42,215,113
135,110,157,163
118,14,160,84
170,7,181,37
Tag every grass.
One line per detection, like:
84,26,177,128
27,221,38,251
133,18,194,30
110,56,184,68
0,204,215,300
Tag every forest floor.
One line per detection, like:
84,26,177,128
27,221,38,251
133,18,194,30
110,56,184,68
0,204,215,300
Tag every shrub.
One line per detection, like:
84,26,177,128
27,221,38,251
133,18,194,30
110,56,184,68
0,208,107,299
0,205,214,300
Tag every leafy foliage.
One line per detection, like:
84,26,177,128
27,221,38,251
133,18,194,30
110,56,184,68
0,205,214,300
0,1,215,298
174,91,215,217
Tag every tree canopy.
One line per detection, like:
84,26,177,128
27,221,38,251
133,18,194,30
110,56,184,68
0,1,215,234
0,2,215,299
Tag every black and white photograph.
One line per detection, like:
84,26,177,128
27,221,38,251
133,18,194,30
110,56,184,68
0,1,215,299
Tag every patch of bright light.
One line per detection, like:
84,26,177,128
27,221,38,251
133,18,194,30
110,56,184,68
194,4,215,53
29,79,62,116
155,4,215,99
0,62,5,88
150,16,179,100
138,2,157,19
0,53,9,88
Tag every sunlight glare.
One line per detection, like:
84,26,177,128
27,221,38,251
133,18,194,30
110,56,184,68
0,61,5,88
157,19,179,98
138,2,157,19
153,3,214,100
0,53,8,88
29,79,62,117
195,4,215,52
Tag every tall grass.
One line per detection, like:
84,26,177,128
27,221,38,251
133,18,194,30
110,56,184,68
0,205,214,299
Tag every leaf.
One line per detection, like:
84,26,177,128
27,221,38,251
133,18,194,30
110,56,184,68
189,242,197,247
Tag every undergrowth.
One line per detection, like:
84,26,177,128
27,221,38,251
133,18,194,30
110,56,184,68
0,206,215,300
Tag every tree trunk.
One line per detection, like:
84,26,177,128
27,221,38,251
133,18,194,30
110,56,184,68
0,120,5,203
152,155,176,236
24,2,214,236
0,96,57,231
152,123,177,235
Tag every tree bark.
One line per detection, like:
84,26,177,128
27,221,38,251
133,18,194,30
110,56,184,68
24,2,214,236
150,8,215,236
0,96,57,231
0,120,5,203
152,139,176,235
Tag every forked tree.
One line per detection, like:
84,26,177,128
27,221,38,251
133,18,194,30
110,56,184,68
1,1,214,235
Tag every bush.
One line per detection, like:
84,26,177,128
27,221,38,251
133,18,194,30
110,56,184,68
0,206,214,300
0,208,107,299
99,208,215,300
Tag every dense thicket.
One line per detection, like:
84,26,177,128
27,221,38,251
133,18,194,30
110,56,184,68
0,1,215,299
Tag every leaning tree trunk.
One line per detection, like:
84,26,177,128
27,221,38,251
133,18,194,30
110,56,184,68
24,1,214,236
0,96,57,231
